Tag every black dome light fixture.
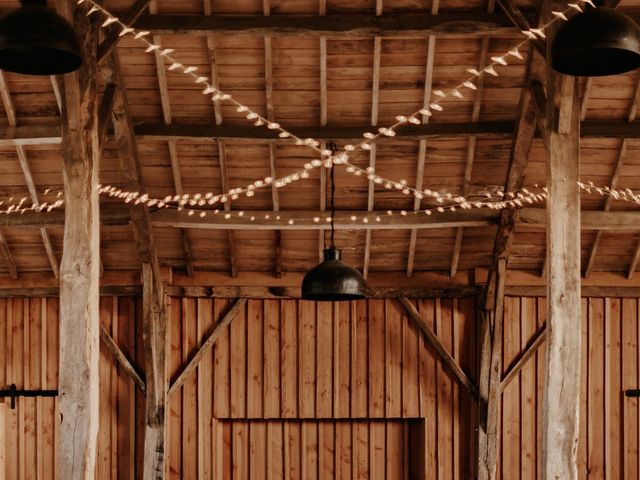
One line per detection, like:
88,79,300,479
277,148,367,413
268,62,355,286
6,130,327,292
301,143,367,301
0,0,83,75
551,0,640,76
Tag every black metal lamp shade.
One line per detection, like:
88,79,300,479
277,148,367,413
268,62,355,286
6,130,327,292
551,5,640,76
301,247,367,301
0,0,83,75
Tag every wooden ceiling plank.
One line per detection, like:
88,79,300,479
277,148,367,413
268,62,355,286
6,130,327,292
363,35,382,279
407,34,436,278
450,36,489,279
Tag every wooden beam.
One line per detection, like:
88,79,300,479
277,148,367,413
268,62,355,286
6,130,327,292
5,118,640,146
218,141,238,277
134,120,516,142
363,35,382,279
133,11,531,37
97,0,152,63
150,207,498,230
406,34,435,278
518,209,640,231
167,298,247,398
478,42,541,480
542,28,582,475
477,258,506,480
57,1,101,477
499,323,545,393
397,296,479,399
140,262,167,480
495,0,545,55
167,284,480,299
450,36,489,278
0,230,17,279
147,3,195,277
99,324,146,393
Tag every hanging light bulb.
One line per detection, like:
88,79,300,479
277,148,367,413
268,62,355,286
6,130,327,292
0,0,83,75
551,1,640,76
301,142,367,301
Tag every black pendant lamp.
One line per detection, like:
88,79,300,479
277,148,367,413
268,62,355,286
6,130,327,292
301,146,367,301
551,1,640,76
0,0,83,75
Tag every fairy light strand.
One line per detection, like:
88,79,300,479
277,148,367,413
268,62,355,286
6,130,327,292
74,0,596,207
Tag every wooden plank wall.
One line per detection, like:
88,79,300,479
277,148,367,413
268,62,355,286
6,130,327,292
0,297,140,480
2,295,638,478
500,296,640,479
167,297,478,479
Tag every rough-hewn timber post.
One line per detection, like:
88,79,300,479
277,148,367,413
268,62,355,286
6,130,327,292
541,34,581,480
57,1,100,478
141,261,167,479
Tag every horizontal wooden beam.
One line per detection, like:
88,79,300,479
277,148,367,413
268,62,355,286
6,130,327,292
1,120,640,147
0,208,131,228
518,208,640,231
150,208,499,230
135,120,516,142
133,12,529,38
165,285,481,299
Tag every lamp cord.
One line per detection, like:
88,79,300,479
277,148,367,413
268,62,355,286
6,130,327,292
329,141,337,249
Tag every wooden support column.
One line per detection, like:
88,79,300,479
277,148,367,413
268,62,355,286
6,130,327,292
542,50,581,480
477,257,506,480
141,261,168,479
57,2,100,478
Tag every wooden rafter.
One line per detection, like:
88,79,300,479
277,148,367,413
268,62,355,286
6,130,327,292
406,34,436,278
218,142,238,277
622,75,640,278
317,2,328,262
97,0,152,63
363,33,382,279
495,0,545,55
262,1,283,278
148,0,195,277
580,77,593,121
449,35,490,278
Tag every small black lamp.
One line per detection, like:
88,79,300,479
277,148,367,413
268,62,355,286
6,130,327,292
551,1,640,76
0,0,83,75
301,144,367,301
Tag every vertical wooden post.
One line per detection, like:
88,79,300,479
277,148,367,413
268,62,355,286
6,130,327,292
477,257,505,480
57,2,100,479
141,262,168,479
542,61,581,479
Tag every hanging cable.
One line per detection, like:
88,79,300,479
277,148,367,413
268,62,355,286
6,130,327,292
329,141,338,249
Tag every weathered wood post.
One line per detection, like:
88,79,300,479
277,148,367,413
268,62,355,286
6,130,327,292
57,1,101,478
542,15,582,480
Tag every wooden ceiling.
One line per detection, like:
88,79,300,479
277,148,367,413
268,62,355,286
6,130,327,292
0,0,638,281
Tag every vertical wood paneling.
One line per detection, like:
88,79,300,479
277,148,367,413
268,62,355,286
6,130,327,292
6,294,637,480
